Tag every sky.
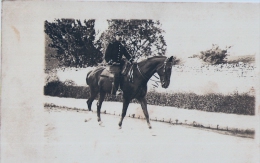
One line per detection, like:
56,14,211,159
94,3,259,60
2,1,258,63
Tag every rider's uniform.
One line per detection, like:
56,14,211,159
105,40,133,94
105,41,132,64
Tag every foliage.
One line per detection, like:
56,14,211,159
96,19,167,60
44,81,90,99
172,56,182,65
147,90,254,115
45,68,59,83
199,44,232,65
44,19,103,67
227,55,255,64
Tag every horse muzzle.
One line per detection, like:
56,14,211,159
161,81,170,88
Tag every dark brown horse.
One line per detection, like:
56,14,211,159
86,56,174,129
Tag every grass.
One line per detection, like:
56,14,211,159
44,81,255,115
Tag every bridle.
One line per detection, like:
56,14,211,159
156,59,169,73
157,59,172,86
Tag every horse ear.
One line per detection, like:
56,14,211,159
167,56,174,62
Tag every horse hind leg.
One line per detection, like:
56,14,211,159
87,98,94,111
86,88,98,111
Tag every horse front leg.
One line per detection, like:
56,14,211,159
138,97,152,129
118,98,130,129
97,91,106,126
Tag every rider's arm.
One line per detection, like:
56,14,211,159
105,43,113,63
121,44,133,62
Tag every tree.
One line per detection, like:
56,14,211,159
198,44,232,65
96,19,167,60
44,19,103,67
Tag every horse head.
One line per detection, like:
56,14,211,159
156,56,174,88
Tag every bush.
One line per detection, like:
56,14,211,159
227,55,255,64
44,81,90,99
199,44,231,65
146,90,254,115
45,69,59,84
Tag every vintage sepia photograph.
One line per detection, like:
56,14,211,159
1,1,260,162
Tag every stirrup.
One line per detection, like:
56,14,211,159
116,89,123,96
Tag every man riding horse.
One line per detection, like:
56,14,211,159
105,31,134,95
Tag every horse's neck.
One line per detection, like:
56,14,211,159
138,58,165,81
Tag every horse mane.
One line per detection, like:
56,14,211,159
138,56,167,65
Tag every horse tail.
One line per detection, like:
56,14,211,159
86,70,92,85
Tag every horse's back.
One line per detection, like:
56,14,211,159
86,67,105,85
86,70,93,85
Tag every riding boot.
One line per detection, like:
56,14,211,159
109,65,121,95
112,76,122,95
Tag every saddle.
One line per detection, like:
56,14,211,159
100,66,120,82
121,61,132,76
100,60,134,82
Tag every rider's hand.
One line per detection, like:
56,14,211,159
112,62,120,66
108,60,113,65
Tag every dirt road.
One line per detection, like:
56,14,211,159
44,108,258,163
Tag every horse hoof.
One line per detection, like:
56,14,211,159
99,121,104,127
119,126,122,129
149,126,152,129
85,118,92,122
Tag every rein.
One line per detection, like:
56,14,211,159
137,65,149,81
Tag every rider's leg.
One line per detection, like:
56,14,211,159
111,75,121,95
110,66,122,95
